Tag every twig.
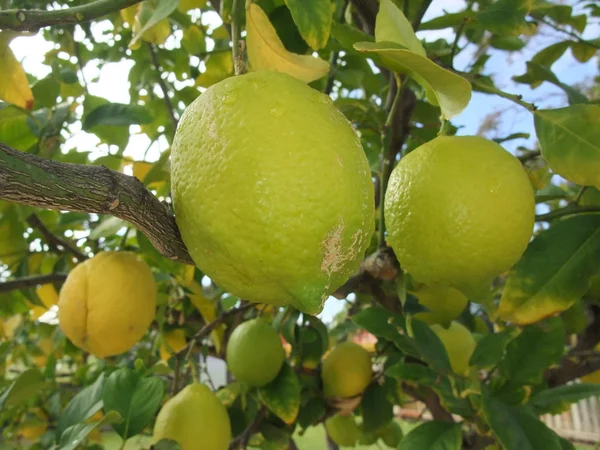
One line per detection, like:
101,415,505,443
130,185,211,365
0,142,193,265
411,0,433,31
537,17,600,50
449,17,469,69
27,213,88,261
574,186,588,205
470,76,537,111
535,205,600,222
177,302,255,358
230,0,244,76
517,150,541,163
324,0,349,96
378,76,406,248
147,43,178,135
229,406,267,450
0,273,67,293
0,0,143,32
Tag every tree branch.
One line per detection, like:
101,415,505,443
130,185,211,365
535,205,600,222
0,0,143,32
402,384,454,422
27,213,88,261
229,406,267,450
0,143,193,265
0,273,67,293
147,43,178,136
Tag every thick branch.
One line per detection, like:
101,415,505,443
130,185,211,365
27,213,88,261
0,143,193,265
0,273,67,293
0,0,143,32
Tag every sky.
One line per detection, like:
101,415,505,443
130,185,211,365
8,0,600,324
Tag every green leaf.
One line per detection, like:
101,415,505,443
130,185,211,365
525,62,588,105
571,42,598,63
482,394,562,450
102,368,165,439
0,368,45,408
181,25,207,55
360,383,394,433
530,383,600,415
83,103,153,130
535,105,600,188
0,105,37,150
257,363,300,425
398,421,462,450
304,315,328,354
58,373,106,435
31,77,60,109
513,41,571,87
419,12,472,31
498,317,565,386
490,35,526,51
59,410,123,450
284,0,331,50
497,215,600,324
469,328,521,370
129,0,179,48
477,0,536,37
351,306,418,356
408,319,452,373
330,23,374,53
385,362,438,384
353,41,471,119
375,0,425,56
297,396,326,428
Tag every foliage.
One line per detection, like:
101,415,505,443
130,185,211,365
0,0,599,450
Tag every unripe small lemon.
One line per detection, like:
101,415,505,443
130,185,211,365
325,414,362,447
171,70,375,315
385,136,535,298
226,318,285,387
431,321,476,375
411,284,468,326
321,341,372,398
58,251,157,358
153,383,231,450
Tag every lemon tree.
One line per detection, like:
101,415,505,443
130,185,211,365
1,1,600,450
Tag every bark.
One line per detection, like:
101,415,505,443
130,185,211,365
0,273,67,293
0,143,193,265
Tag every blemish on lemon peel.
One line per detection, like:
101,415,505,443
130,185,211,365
321,220,346,275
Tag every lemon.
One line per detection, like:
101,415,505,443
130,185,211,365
58,251,157,358
171,70,375,315
321,341,372,398
431,321,476,375
325,414,362,447
160,329,188,361
226,318,285,387
411,285,468,326
385,136,535,298
153,383,231,450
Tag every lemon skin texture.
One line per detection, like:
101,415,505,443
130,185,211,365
411,285,468,326
384,136,535,298
325,414,362,447
321,341,372,398
57,251,157,358
226,318,285,387
170,70,375,315
431,321,476,375
153,383,232,450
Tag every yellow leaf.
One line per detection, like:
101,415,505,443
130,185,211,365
132,160,154,181
187,281,224,353
120,4,138,26
3,314,23,339
0,33,34,110
195,51,234,88
160,328,188,361
36,284,59,309
246,4,329,84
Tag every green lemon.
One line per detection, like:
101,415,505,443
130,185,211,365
325,414,362,447
431,321,476,375
321,341,372,398
171,70,375,315
411,284,468,326
153,383,231,450
384,136,535,298
226,318,285,387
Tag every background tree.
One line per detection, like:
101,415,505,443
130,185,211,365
0,0,599,450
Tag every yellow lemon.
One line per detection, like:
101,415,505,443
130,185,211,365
385,136,535,298
325,414,362,447
321,341,372,398
411,285,468,326
58,251,157,358
153,383,232,450
226,318,285,387
160,329,188,361
431,321,476,376
171,71,375,315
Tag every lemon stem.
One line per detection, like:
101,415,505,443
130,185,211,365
469,76,537,111
378,74,405,248
231,0,244,76
438,119,451,136
574,186,588,205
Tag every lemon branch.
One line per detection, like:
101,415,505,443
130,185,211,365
535,205,600,222
0,273,67,293
0,142,194,265
469,76,538,111
230,0,244,76
147,43,179,137
26,213,88,261
0,0,143,32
